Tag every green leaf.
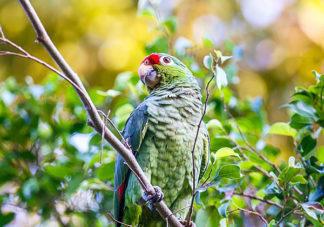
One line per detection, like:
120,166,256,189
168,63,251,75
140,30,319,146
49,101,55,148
316,147,324,166
80,178,113,191
301,135,317,156
138,8,155,17
22,178,39,199
312,70,322,80
239,161,255,170
268,220,276,227
216,65,228,90
37,121,53,138
278,165,301,187
115,103,134,126
145,37,169,54
268,122,298,138
195,191,204,207
66,172,84,196
290,113,312,129
302,205,318,221
218,201,230,217
96,89,120,97
162,17,177,34
288,156,295,167
214,147,240,159
195,207,220,227
207,119,223,130
95,162,115,181
210,137,235,151
203,55,212,70
290,175,307,185
202,37,214,48
214,164,241,179
114,72,133,91
283,100,318,120
0,212,15,226
44,164,73,179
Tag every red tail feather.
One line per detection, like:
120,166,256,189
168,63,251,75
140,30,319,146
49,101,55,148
118,182,125,200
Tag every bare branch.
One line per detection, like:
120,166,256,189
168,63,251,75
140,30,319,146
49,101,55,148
106,212,133,227
100,110,111,164
200,165,213,187
0,26,5,38
97,110,131,150
233,192,283,209
277,205,301,225
166,206,191,227
228,208,268,225
2,1,183,226
186,73,215,224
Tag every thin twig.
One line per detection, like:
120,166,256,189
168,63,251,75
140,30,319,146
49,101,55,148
233,192,283,209
123,161,148,192
186,73,215,225
166,206,191,227
100,110,111,164
228,134,273,179
0,26,5,38
97,110,131,150
277,205,300,225
228,207,268,225
200,165,214,187
0,33,89,104
220,92,280,174
107,212,133,227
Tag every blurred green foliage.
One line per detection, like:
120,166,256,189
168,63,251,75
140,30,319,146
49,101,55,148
1,0,324,129
1,0,324,226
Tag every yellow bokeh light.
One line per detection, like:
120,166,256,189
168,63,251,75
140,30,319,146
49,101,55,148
0,1,27,35
298,0,324,48
98,38,132,71
236,71,267,99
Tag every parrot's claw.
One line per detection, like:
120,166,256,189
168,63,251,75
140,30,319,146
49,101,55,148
139,186,164,211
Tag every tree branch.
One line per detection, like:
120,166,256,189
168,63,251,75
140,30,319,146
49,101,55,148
228,208,268,225
233,192,283,209
5,1,183,226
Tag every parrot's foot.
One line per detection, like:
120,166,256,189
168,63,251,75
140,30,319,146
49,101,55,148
180,220,196,227
138,186,164,211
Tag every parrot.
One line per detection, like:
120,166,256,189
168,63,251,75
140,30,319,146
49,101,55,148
113,53,210,226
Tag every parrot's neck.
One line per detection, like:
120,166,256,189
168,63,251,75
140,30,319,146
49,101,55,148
149,76,201,97
147,77,202,116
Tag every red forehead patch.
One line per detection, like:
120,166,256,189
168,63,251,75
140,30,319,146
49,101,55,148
142,53,160,65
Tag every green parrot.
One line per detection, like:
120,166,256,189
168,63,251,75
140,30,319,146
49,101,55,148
114,53,210,226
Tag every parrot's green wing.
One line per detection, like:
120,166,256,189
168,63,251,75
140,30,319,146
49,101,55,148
113,103,149,225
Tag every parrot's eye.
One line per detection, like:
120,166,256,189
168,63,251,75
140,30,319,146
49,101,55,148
144,59,150,65
160,56,173,65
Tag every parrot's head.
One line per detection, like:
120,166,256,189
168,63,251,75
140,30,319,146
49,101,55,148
138,53,193,90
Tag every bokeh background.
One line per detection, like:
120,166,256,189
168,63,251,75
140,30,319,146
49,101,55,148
1,1,324,226
1,0,324,122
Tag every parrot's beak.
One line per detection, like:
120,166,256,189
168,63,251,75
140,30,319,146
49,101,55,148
138,63,154,84
138,64,160,89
